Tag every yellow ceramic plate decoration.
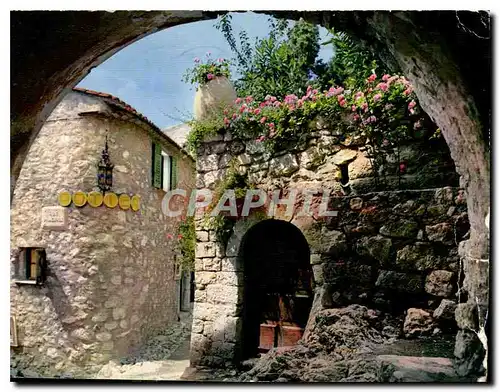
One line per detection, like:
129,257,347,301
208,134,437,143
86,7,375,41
72,191,87,207
58,191,72,207
118,194,131,210
131,195,141,212
103,192,118,208
87,191,103,208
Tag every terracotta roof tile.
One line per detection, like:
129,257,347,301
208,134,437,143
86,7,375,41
72,87,193,161
73,87,158,130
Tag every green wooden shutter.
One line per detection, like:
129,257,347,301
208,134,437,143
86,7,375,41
170,156,178,190
152,142,163,188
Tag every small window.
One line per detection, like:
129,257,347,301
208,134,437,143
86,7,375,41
162,151,172,192
339,163,350,185
14,248,47,285
152,142,178,191
173,255,181,280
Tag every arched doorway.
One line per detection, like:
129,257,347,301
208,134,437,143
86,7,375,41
238,219,313,359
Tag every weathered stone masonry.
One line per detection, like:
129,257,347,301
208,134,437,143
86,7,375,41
10,91,195,376
189,120,468,368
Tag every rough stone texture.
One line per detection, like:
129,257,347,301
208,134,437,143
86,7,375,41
425,222,455,245
356,235,392,265
376,271,423,294
454,330,486,378
425,270,455,297
455,302,479,331
433,299,457,321
396,243,447,271
10,92,195,376
403,308,434,338
379,219,419,239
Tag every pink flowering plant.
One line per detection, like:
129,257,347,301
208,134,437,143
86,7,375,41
182,53,231,87
216,74,430,150
187,73,440,187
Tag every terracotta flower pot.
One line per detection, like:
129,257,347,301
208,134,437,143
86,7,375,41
193,76,236,121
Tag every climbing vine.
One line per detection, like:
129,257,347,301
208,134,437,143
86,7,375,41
188,73,443,185
203,161,256,246
177,217,196,272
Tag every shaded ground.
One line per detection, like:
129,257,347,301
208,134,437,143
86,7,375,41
94,310,192,381
372,335,456,358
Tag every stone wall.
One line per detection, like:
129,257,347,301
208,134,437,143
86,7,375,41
305,188,468,338
189,122,464,367
10,92,195,376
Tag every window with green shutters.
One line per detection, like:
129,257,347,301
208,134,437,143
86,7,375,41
152,142,178,191
152,142,163,189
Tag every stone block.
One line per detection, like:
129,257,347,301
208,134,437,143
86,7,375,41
348,154,373,179
396,243,446,271
299,147,325,170
112,307,126,320
269,154,299,177
356,235,393,265
203,257,221,271
223,317,242,343
332,149,357,165
454,330,486,377
196,231,209,242
206,285,242,305
190,332,210,358
425,222,454,244
425,270,454,297
193,303,216,321
237,153,252,166
433,299,457,321
375,270,423,293
221,257,242,272
194,289,207,303
310,254,322,265
379,219,419,239
104,321,118,330
195,272,216,285
349,197,363,210
455,302,479,330
216,271,242,286
229,141,245,155
215,243,226,258
96,332,112,342
403,308,434,337
320,229,347,256
197,154,219,172
312,264,324,285
192,318,204,334
196,242,216,258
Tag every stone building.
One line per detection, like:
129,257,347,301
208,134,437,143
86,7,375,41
10,88,195,376
189,117,470,369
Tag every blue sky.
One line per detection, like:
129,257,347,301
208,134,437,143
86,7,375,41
78,12,334,129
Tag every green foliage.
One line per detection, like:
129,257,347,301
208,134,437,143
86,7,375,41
214,15,394,103
215,15,326,101
185,111,225,155
321,30,391,91
205,162,255,246
178,217,195,271
182,54,231,87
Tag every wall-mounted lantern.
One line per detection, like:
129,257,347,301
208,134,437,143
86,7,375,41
97,134,114,193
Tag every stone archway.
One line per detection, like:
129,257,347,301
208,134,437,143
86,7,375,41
237,219,313,359
10,10,490,378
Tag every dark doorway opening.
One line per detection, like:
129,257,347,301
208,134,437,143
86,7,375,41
239,220,313,359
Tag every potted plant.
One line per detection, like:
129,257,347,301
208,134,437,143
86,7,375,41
182,53,236,120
